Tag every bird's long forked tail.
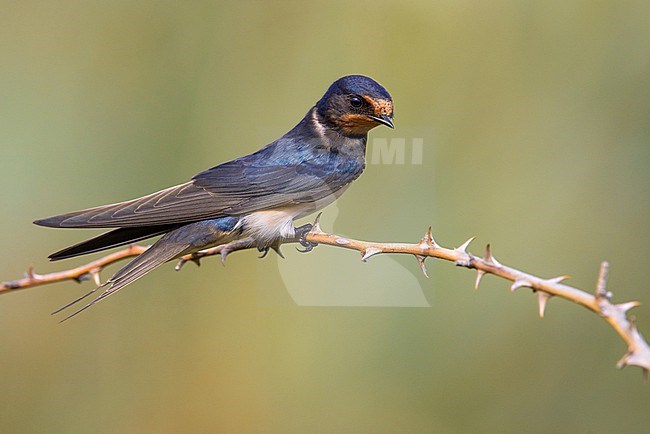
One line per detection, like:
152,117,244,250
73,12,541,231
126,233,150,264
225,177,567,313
53,234,192,322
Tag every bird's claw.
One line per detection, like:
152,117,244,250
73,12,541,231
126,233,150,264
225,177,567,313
257,223,317,256
258,246,271,259
258,242,285,259
294,223,317,253
296,239,317,253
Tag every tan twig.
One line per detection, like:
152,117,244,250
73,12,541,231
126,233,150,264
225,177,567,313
1,245,148,292
305,227,649,377
2,217,648,377
0,240,262,293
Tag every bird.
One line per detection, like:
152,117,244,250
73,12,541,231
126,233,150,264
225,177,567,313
34,74,394,320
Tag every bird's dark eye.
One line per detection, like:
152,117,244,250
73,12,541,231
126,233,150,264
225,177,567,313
349,95,363,108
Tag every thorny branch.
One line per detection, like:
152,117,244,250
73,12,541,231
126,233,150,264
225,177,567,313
2,214,649,378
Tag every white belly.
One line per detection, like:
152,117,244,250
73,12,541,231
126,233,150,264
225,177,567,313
240,208,299,243
238,186,349,245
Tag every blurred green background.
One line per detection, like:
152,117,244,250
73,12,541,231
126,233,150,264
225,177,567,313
1,1,649,432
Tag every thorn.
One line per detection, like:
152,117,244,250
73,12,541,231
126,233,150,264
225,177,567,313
420,226,437,249
510,278,532,292
361,247,382,262
176,253,204,271
484,244,501,267
616,301,641,314
537,292,552,318
26,266,35,280
310,212,323,234
547,275,570,285
415,255,429,278
616,351,631,369
455,236,476,253
424,226,434,244
90,270,101,286
220,249,230,266
474,270,485,290
174,259,184,271
616,336,649,376
271,244,285,259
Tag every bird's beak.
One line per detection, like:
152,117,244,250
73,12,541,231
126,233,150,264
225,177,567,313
368,114,394,129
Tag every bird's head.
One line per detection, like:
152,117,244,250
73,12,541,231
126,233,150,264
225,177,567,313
316,75,394,138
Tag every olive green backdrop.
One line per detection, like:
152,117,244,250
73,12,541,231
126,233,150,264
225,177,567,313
1,1,649,433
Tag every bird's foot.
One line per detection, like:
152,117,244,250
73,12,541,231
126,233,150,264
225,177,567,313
256,224,317,257
294,223,317,253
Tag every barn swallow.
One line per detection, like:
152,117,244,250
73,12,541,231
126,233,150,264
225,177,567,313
35,75,394,320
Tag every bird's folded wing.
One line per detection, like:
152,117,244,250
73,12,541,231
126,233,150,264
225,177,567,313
34,153,360,229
